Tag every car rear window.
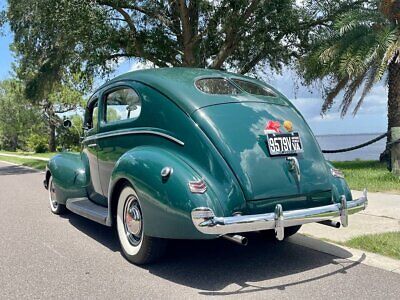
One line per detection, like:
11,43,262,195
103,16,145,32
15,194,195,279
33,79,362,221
232,79,277,97
195,78,241,95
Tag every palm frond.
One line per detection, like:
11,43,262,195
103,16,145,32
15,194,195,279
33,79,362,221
376,28,399,80
299,1,399,117
335,7,385,36
340,70,368,117
353,64,379,115
382,31,400,65
322,76,349,114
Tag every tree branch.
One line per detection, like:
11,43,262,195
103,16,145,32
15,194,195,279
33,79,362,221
239,51,265,74
97,0,174,29
210,0,261,69
100,3,144,57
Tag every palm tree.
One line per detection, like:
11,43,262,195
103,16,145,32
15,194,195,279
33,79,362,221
301,0,400,161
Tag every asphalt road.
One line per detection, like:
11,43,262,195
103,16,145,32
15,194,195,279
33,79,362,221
1,161,400,299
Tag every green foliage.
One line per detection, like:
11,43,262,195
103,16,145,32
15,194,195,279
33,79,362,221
0,10,6,34
0,78,84,152
57,114,83,152
0,80,44,151
4,0,357,95
26,133,49,153
300,0,400,116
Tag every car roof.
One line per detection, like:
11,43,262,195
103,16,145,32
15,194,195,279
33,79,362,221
98,67,285,114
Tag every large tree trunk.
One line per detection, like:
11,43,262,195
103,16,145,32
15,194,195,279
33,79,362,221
49,123,56,152
387,59,400,175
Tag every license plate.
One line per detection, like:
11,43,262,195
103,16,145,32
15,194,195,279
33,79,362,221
266,132,303,156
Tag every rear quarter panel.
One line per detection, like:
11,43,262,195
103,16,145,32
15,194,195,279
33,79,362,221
110,147,223,239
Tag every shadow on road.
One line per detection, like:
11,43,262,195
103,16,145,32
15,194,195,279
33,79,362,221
147,234,361,296
62,212,361,296
0,164,39,176
61,212,120,252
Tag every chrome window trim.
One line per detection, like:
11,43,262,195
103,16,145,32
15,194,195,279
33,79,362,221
82,129,184,146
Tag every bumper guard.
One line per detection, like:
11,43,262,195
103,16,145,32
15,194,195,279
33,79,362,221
191,189,368,240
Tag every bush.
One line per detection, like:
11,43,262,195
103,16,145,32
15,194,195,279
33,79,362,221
26,133,49,153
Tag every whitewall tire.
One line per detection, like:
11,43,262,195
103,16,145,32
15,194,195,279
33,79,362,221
116,185,167,264
48,176,67,215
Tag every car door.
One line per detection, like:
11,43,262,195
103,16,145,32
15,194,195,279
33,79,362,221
82,96,106,205
96,83,142,198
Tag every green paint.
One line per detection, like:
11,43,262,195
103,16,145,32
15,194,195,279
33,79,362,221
46,68,353,239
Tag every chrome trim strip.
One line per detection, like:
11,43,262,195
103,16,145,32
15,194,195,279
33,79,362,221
191,189,368,237
82,129,184,146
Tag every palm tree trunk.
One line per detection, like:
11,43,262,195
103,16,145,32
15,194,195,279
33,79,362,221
387,59,400,175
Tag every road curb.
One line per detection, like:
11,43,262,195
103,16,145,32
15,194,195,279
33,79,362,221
288,234,400,275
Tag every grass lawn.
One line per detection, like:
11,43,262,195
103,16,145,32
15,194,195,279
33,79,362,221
0,150,56,159
333,160,400,194
343,232,400,260
0,150,58,170
0,155,48,170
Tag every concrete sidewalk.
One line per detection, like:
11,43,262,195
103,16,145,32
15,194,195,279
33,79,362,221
300,190,400,242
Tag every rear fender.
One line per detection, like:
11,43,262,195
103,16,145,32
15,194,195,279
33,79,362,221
47,152,89,204
108,146,223,239
325,161,352,202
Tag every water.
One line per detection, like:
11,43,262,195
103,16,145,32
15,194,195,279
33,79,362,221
315,133,386,161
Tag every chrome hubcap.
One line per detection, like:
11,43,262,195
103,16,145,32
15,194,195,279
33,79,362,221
49,181,58,209
123,196,142,246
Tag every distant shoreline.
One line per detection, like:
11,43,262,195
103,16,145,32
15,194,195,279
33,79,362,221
315,132,385,137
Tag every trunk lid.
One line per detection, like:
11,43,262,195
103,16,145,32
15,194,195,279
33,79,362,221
192,102,332,201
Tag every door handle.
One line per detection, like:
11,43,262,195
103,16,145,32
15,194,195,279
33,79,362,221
87,143,97,148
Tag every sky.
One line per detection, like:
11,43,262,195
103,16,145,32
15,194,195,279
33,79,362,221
0,0,388,136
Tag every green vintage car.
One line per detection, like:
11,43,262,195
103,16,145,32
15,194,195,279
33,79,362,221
44,68,367,264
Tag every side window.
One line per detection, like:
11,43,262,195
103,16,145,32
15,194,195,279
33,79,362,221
104,88,141,123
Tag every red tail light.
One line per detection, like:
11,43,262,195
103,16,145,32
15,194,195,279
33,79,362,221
188,179,207,194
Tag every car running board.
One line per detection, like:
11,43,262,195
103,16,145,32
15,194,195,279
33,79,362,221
66,198,109,226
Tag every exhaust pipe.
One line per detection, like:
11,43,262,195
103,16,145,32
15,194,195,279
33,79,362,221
222,234,248,246
318,220,341,228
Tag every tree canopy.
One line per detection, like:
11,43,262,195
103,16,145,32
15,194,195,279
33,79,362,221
1,0,377,152
0,80,43,150
6,0,355,94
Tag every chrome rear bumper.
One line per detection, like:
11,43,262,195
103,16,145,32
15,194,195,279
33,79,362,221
191,189,368,240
